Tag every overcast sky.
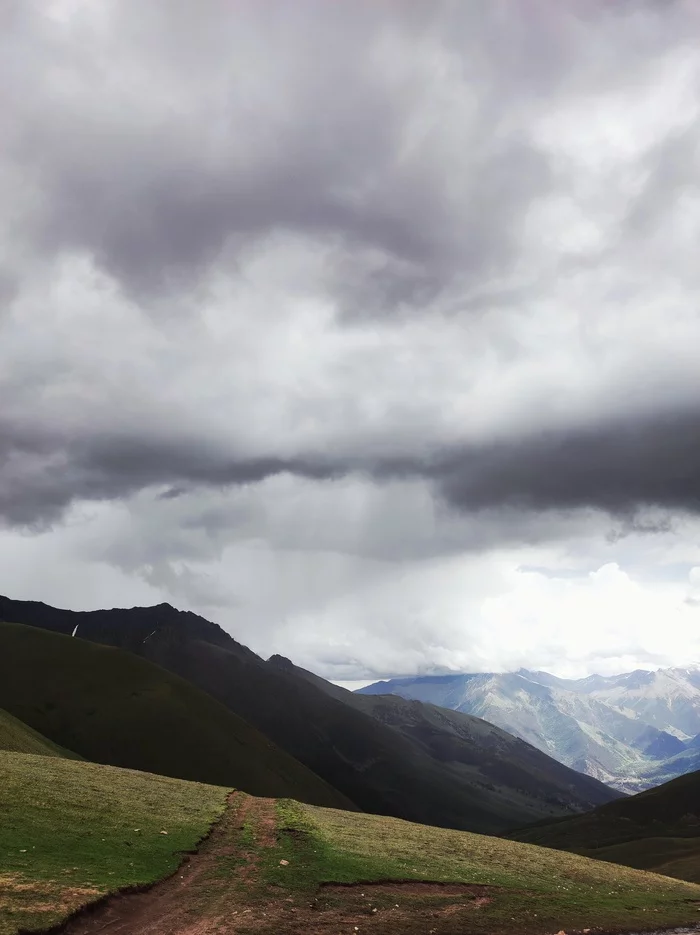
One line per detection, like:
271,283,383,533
3,0,700,681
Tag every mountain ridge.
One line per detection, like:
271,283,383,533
0,593,620,834
358,664,700,792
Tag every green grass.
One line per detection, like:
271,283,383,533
0,709,80,760
509,769,700,885
3,754,700,935
0,751,228,934
263,801,700,934
0,621,350,806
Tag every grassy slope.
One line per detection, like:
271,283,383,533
509,769,700,883
4,753,700,935
0,708,80,760
269,801,700,934
0,751,227,935
0,594,620,835
0,622,352,808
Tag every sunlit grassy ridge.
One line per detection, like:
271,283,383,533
0,752,227,935
0,709,79,760
265,801,700,934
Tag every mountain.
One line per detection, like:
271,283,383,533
0,594,619,834
0,706,81,759
269,655,620,825
0,621,352,807
508,769,700,884
358,666,700,792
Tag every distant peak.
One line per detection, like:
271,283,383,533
268,654,296,671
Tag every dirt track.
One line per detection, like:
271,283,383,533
55,792,281,935
48,792,496,935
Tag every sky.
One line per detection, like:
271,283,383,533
3,0,700,682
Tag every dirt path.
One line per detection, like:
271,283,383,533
43,795,533,935
53,791,279,935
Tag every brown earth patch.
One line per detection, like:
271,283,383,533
0,873,101,917
25,791,508,935
321,880,494,896
35,791,278,935
24,796,647,935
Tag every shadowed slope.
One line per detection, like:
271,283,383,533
269,655,621,819
0,707,80,759
509,769,700,883
0,622,353,808
1,594,619,834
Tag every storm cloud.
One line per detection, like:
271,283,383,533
2,0,700,676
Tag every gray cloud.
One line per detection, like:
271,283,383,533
2,0,700,677
3,400,700,531
436,406,700,519
9,1,685,312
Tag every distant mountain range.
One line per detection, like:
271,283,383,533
357,666,700,793
0,594,619,834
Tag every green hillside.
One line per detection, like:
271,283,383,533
509,769,700,883
0,751,227,934
2,751,700,935
0,708,80,759
0,622,352,808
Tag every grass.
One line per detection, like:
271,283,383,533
0,709,80,760
3,754,700,935
0,751,227,935
0,621,350,807
509,769,700,885
262,801,700,934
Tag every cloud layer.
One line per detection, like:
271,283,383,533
2,0,700,675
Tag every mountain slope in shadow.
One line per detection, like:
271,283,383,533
0,620,352,807
1,594,619,834
508,768,700,884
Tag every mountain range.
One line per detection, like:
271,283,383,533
0,593,618,834
358,666,700,792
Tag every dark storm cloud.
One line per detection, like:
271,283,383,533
3,0,700,544
0,417,341,526
3,401,700,529
434,406,700,517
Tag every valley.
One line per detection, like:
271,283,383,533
358,667,700,793
2,594,700,935
0,596,618,834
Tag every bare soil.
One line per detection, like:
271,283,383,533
38,792,502,935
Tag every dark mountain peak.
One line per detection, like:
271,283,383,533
0,593,255,659
268,654,295,671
